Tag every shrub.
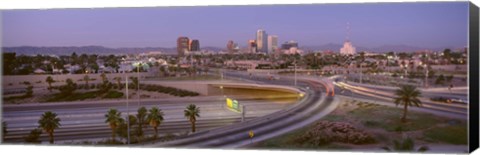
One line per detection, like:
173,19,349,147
294,121,375,146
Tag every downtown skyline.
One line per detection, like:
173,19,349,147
2,2,469,49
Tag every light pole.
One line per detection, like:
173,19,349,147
424,64,429,88
294,60,297,87
122,57,130,145
359,62,363,84
136,61,140,108
125,77,130,145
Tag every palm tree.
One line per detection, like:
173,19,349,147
38,111,61,144
83,75,90,89
184,104,200,133
136,107,148,137
105,108,123,141
45,76,54,91
393,85,422,123
100,73,108,82
147,107,164,139
113,77,122,89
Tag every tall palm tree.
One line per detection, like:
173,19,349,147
45,76,54,91
113,77,122,89
38,111,61,144
147,107,164,139
136,107,148,137
184,104,200,133
105,108,123,141
100,73,108,82
394,85,422,123
83,75,90,89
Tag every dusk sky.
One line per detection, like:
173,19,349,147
1,2,469,49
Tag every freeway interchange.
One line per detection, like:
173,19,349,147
2,69,467,148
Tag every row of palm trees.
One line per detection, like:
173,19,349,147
24,104,199,144
105,104,200,143
20,84,419,144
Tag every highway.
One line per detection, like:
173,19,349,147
147,70,339,148
3,96,297,143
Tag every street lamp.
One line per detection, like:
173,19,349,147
121,57,130,145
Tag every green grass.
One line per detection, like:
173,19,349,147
158,75,220,81
45,91,99,102
254,100,468,150
103,91,124,99
348,102,443,132
423,123,468,145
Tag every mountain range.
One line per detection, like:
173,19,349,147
2,44,461,56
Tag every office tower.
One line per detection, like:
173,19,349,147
248,40,257,53
177,36,190,57
256,29,268,53
227,40,235,53
281,40,299,50
268,35,278,53
189,39,200,51
340,22,356,55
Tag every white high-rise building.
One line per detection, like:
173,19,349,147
267,35,278,53
340,22,356,55
340,41,356,55
256,29,268,53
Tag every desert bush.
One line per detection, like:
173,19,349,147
295,121,375,146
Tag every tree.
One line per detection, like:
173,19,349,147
24,128,43,143
147,107,164,139
25,86,34,97
100,73,108,82
393,85,422,123
83,75,90,90
59,78,77,95
2,121,7,141
38,111,61,144
435,74,445,85
113,77,122,89
46,76,54,91
116,115,137,143
136,107,148,138
381,137,429,152
129,77,138,89
446,74,454,83
184,104,200,133
105,108,123,141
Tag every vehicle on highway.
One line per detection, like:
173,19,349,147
430,97,468,104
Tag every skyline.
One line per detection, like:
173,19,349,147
2,2,469,49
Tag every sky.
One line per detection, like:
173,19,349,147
1,2,469,49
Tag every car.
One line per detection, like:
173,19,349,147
449,97,468,104
430,97,451,103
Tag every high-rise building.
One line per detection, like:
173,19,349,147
189,39,200,51
227,40,235,53
267,35,278,53
256,29,268,53
248,40,257,53
281,40,298,50
340,41,356,55
177,36,190,57
340,22,356,55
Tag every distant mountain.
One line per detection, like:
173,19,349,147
301,43,459,53
2,44,460,56
1,46,178,55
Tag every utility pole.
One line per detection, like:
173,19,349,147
294,60,297,87
126,77,130,145
137,62,140,108
241,105,246,122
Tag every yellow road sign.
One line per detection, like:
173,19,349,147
249,130,254,138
